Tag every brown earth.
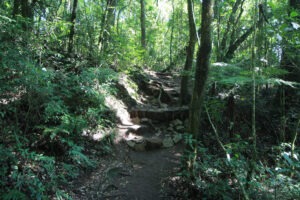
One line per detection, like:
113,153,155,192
68,70,187,200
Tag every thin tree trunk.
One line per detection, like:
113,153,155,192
98,1,110,50
140,0,146,49
12,0,20,18
218,0,243,62
13,0,36,30
169,23,174,67
224,4,264,61
180,0,197,105
276,0,300,143
99,0,116,52
68,0,78,53
169,0,175,68
189,0,214,140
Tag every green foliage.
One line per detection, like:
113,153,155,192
0,16,117,199
209,62,297,87
0,145,69,199
1,0,299,199
181,139,300,199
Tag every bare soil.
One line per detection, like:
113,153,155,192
68,70,186,200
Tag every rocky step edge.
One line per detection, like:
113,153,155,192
124,119,187,151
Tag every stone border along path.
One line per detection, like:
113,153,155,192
70,70,187,200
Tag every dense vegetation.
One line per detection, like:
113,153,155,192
0,0,299,199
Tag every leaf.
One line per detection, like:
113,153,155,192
269,78,298,88
2,189,28,200
0,15,15,22
262,67,288,77
290,11,299,18
282,152,294,166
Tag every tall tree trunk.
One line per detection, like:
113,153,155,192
98,0,117,52
169,0,175,68
283,0,300,83
68,0,78,53
218,0,244,62
140,0,146,49
180,0,197,105
12,0,20,18
189,0,214,139
224,3,264,61
13,0,36,30
277,0,300,142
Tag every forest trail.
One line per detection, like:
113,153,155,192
69,70,187,200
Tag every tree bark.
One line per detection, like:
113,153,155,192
280,0,300,86
189,0,214,139
140,0,146,49
12,0,20,18
68,0,78,53
218,0,243,61
13,0,36,30
277,0,300,143
180,0,197,105
224,10,263,61
98,0,117,52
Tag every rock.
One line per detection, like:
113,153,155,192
126,137,147,151
131,117,140,124
160,103,168,108
163,137,174,148
167,126,174,132
129,106,189,122
126,140,136,148
172,119,183,126
140,118,151,123
145,137,163,150
175,125,185,132
184,119,189,128
173,134,182,144
134,142,146,151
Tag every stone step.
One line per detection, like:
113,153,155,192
129,106,189,122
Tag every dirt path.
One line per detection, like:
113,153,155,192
69,70,186,200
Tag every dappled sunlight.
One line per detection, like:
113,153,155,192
104,94,133,126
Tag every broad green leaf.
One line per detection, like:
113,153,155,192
290,11,299,18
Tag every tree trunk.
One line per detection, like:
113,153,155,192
189,0,214,140
140,0,146,49
218,0,243,62
284,0,300,83
13,0,36,30
12,0,20,18
277,0,300,142
224,4,264,61
98,0,117,52
180,0,197,105
68,0,78,53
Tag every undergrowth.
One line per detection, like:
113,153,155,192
0,19,117,199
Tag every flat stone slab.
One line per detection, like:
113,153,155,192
129,106,189,122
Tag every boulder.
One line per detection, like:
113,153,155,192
173,134,182,144
163,137,174,148
145,137,163,150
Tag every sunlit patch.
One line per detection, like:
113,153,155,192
174,152,182,157
104,94,133,125
92,131,106,141
157,0,172,22
125,132,144,141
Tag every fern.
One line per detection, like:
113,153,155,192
2,190,28,200
68,142,95,167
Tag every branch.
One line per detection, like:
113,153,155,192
225,4,267,61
